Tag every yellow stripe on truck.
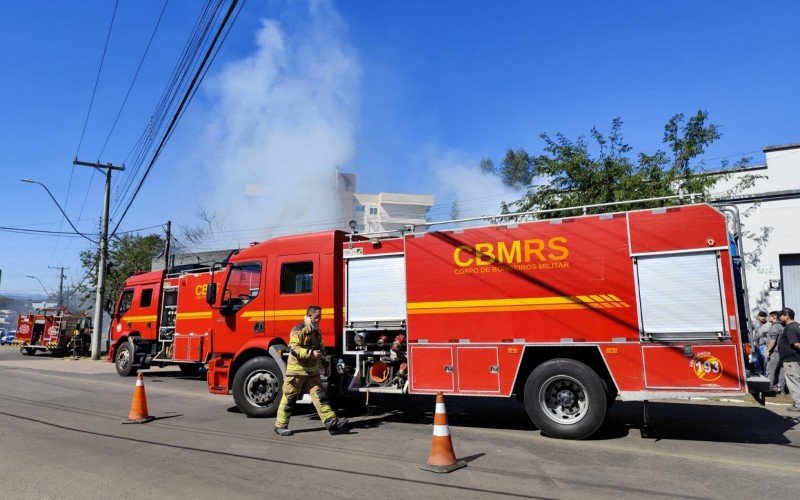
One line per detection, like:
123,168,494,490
407,294,630,315
122,315,158,322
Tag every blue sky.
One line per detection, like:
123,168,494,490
1,0,798,296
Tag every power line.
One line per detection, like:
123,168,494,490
0,226,92,237
111,0,225,216
75,0,119,158
110,0,243,237
113,0,224,211
98,0,171,159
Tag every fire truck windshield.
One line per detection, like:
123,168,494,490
221,262,262,314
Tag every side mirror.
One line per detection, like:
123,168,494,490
104,298,114,315
205,283,217,305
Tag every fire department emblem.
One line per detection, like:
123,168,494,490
48,326,59,336
690,353,723,382
18,324,30,335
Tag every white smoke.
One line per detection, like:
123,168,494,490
198,1,359,245
432,151,524,225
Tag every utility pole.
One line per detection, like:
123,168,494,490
164,220,172,271
74,159,125,360
47,266,68,310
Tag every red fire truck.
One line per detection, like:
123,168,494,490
108,202,764,439
13,310,91,356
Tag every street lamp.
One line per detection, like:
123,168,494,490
21,177,106,359
20,179,97,244
26,275,51,297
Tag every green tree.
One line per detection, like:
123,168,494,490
78,233,165,309
500,148,534,190
492,111,753,217
479,157,496,175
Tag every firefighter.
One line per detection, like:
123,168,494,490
274,305,348,436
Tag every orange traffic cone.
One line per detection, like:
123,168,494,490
122,373,155,424
420,392,466,473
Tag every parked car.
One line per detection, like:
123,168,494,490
1,330,16,345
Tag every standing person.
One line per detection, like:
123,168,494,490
274,305,348,436
766,310,786,392
752,311,770,375
778,308,800,411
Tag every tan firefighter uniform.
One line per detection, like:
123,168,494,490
274,318,338,429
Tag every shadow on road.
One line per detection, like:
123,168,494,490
326,394,798,445
610,401,799,445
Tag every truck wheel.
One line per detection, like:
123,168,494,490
179,363,203,376
22,347,36,356
232,357,283,418
115,343,138,377
523,358,607,440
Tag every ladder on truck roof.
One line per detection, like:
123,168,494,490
348,193,704,242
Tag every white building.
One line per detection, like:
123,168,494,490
338,171,434,234
712,142,800,315
351,192,435,234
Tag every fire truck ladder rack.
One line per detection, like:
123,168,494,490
345,193,703,243
408,193,703,232
165,263,224,279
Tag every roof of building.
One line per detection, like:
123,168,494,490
763,142,800,153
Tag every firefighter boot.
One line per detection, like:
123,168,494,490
325,417,349,435
274,426,293,437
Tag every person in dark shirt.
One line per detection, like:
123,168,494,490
777,308,800,411
765,311,786,392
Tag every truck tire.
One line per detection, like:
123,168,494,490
22,347,36,356
232,357,283,418
115,342,138,377
523,358,607,440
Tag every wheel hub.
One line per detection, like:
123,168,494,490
117,350,130,369
539,375,589,425
246,371,278,405
556,389,575,407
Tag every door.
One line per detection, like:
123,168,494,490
780,254,800,309
409,346,454,392
456,347,500,393
273,254,320,336
212,260,267,353
173,334,204,362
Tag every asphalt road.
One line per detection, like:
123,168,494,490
0,346,799,499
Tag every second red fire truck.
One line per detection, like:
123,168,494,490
13,309,91,356
108,201,762,439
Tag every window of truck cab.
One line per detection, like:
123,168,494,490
140,288,154,308
118,289,134,316
223,262,262,310
280,261,313,294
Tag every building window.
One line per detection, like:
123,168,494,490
369,207,378,215
355,204,365,212
281,261,314,294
